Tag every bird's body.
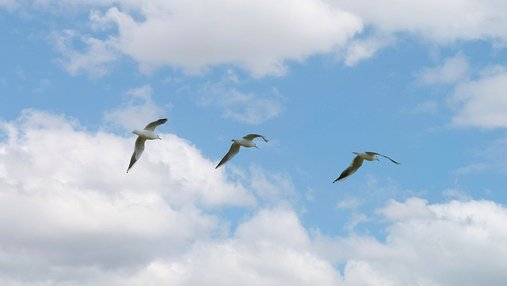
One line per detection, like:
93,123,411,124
333,151,399,183
127,118,167,173
233,138,257,148
132,129,160,140
215,134,268,169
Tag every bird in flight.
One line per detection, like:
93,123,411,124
333,151,400,183
215,134,268,169
127,118,168,173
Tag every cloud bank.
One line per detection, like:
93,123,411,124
0,113,505,285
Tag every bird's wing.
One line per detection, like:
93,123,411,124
144,118,168,131
127,137,146,173
366,152,400,164
333,155,363,183
243,134,268,142
215,143,241,169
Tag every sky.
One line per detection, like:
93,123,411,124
1,0,507,285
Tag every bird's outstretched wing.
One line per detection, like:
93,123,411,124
127,137,146,173
333,155,364,183
243,134,268,142
216,143,241,169
144,118,168,131
366,152,400,164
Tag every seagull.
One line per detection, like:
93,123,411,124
333,151,400,183
215,134,268,169
127,118,168,173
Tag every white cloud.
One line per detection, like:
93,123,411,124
336,0,507,44
14,0,507,72
2,111,507,286
44,0,362,77
126,208,342,286
0,109,261,284
248,164,297,203
51,29,119,77
199,78,283,125
317,197,507,286
103,85,165,131
419,53,470,85
343,33,395,66
450,67,507,128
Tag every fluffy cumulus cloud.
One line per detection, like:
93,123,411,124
449,65,507,128
48,0,362,77
334,0,507,66
0,109,253,283
0,117,506,286
0,109,341,285
317,197,507,286
336,0,507,43
416,55,507,130
127,209,342,286
9,0,507,72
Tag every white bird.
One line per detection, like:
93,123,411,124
333,151,400,183
127,118,168,173
215,134,268,169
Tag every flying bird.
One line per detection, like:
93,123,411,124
215,134,268,169
127,118,168,173
333,151,400,183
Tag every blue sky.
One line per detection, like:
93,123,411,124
1,1,507,285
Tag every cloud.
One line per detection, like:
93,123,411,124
51,29,119,77
44,0,362,77
343,32,395,66
0,124,341,285
1,119,506,286
337,0,507,44
0,108,264,283
13,0,507,73
124,208,342,286
419,53,470,85
103,85,166,131
198,75,283,125
317,197,507,286
449,66,507,128
417,56,507,130
235,164,297,203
